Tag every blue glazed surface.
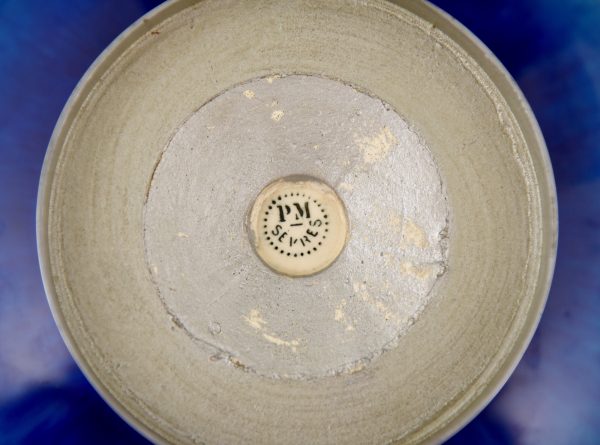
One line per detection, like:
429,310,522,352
0,1,598,443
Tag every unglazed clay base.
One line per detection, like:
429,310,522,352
38,1,557,444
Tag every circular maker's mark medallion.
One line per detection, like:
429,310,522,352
249,177,348,277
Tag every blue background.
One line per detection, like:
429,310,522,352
1,1,599,443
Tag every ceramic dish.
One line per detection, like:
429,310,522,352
37,0,557,443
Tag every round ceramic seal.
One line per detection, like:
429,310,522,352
248,176,349,277
144,74,449,378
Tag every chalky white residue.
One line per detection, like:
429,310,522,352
334,299,355,331
243,309,300,352
402,218,429,248
271,110,284,122
355,126,397,163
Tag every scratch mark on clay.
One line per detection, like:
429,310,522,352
271,110,284,122
262,333,300,352
355,126,397,163
243,89,255,99
176,232,189,238
243,309,300,352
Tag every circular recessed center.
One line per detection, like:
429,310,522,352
249,176,348,277
143,74,449,379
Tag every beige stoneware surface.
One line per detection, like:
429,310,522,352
37,0,557,444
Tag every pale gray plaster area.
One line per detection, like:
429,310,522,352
144,75,449,378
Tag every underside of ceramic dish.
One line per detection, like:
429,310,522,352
37,1,557,443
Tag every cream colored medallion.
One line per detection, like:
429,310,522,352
249,176,348,277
